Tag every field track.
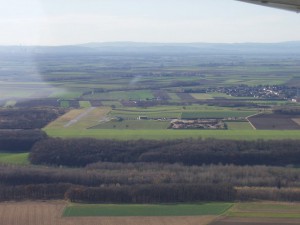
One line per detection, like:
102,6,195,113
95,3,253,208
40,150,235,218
0,201,215,225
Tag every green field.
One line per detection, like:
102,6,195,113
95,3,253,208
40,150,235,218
0,153,29,165
79,101,91,108
191,93,214,100
181,111,257,119
109,107,182,119
83,90,154,101
63,203,232,217
107,105,250,120
45,128,300,140
167,92,181,101
226,122,254,130
90,120,170,130
110,111,180,119
101,101,123,107
191,93,232,100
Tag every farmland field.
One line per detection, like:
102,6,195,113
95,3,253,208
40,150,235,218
69,107,110,129
2,201,300,225
46,108,89,128
176,93,196,101
101,101,123,107
0,152,29,165
226,122,254,130
0,201,219,225
50,90,84,99
211,202,300,225
46,105,262,132
248,113,300,130
63,203,232,217
46,107,111,129
79,101,91,108
191,93,232,100
181,111,257,119
167,93,181,101
108,105,257,120
83,90,154,101
210,217,300,225
109,107,182,119
190,93,214,100
0,201,66,225
227,202,300,218
90,120,170,130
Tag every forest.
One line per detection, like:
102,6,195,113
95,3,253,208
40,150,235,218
0,163,299,202
0,130,47,152
30,138,300,167
0,108,66,129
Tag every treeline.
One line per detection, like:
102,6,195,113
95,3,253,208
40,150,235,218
0,130,47,152
237,187,300,202
0,107,66,129
2,182,300,203
0,183,72,201
30,138,178,167
66,184,235,203
0,163,300,202
0,183,234,203
30,138,300,167
2,163,300,188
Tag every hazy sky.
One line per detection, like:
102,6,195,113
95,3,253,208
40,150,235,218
0,0,300,45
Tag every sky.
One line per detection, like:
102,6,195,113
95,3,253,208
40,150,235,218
0,0,300,45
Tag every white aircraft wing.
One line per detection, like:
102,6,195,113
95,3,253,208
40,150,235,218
237,0,300,12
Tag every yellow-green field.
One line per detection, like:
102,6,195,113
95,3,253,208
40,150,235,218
0,153,29,165
46,107,111,129
226,122,254,130
90,120,170,130
191,93,232,100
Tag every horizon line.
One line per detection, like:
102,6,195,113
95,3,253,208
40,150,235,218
0,40,300,47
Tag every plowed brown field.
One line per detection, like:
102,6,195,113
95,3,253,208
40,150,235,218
210,217,300,225
0,201,216,225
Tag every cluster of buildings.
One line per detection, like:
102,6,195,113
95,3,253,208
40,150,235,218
170,119,225,129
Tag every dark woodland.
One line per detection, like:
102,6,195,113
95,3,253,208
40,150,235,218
30,138,300,167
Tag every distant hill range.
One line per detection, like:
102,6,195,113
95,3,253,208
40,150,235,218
1,41,300,54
